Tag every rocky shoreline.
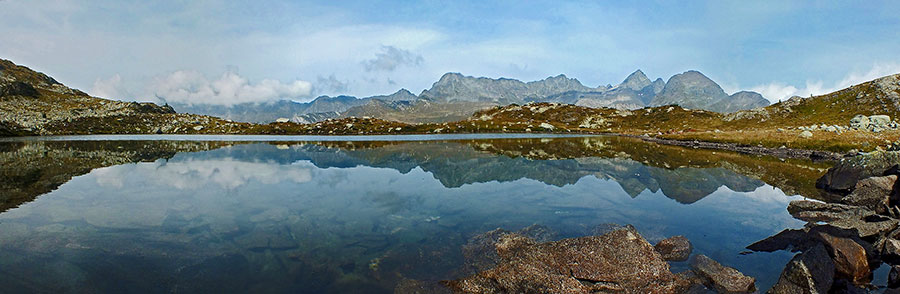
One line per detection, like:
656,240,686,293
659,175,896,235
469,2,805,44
634,134,845,161
745,149,900,293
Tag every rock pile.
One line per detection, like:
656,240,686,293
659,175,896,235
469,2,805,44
751,150,900,292
442,225,756,294
850,114,899,132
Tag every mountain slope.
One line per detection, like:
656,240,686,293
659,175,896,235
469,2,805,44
651,70,729,109
711,91,769,113
726,73,900,126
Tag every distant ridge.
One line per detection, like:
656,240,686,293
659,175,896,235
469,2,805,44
174,69,770,124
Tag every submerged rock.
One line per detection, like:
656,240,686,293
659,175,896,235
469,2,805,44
768,244,834,294
689,254,756,293
655,235,693,261
446,226,689,293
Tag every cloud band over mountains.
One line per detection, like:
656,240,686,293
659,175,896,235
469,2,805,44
92,70,314,106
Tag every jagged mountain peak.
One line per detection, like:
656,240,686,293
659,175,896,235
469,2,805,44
651,70,727,110
620,69,651,91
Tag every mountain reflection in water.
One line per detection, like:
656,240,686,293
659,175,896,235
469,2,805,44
0,136,830,293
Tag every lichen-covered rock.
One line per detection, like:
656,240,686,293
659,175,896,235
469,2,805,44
655,235,693,261
768,244,834,294
447,226,688,294
689,254,756,293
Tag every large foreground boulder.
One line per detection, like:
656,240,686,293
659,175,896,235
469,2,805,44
446,226,690,293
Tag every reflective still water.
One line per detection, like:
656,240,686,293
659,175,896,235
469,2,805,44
0,135,832,293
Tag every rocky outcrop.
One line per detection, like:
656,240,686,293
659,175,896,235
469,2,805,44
0,81,39,98
849,114,899,132
752,151,900,292
447,226,690,293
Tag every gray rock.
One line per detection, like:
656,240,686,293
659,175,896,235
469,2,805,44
787,200,896,237
799,130,813,138
850,115,870,130
870,115,892,127
768,244,834,294
816,150,900,193
787,200,875,223
689,254,756,293
842,175,897,214
655,235,693,261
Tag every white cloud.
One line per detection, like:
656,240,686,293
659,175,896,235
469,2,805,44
96,158,314,190
149,70,312,106
90,74,129,100
750,63,900,103
362,45,424,72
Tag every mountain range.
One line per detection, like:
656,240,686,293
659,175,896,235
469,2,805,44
174,69,770,124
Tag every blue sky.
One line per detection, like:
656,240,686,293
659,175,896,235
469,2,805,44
1,0,899,105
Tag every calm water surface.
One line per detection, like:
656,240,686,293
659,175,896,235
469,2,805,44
0,135,830,293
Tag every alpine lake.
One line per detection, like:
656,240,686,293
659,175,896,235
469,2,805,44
0,134,854,293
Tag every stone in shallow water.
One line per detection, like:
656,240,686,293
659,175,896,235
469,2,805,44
769,243,834,294
689,254,756,294
655,235,693,261
447,226,688,294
